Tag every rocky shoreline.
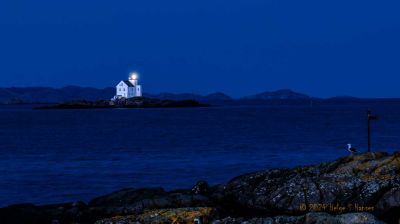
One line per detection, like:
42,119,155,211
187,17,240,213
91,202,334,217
2,152,400,224
34,97,208,110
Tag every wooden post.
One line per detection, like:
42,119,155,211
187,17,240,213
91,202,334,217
367,110,371,152
367,110,378,153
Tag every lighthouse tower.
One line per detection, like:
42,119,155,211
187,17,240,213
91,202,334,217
129,73,139,86
113,72,143,99
129,73,142,97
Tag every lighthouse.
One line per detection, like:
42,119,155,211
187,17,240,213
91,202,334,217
113,72,143,99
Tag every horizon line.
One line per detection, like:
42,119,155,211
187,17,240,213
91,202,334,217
2,85,400,100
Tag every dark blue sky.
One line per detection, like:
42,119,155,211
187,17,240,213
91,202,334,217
0,0,399,97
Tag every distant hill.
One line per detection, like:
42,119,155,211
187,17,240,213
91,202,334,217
243,89,311,100
145,92,232,102
0,87,318,104
0,87,233,104
203,92,232,101
0,86,114,104
144,93,202,101
326,96,361,100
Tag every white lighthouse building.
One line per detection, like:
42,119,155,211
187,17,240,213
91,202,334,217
113,72,142,99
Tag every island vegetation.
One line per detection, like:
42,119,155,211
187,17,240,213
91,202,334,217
34,97,208,110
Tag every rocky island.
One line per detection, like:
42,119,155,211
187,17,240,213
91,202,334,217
34,97,208,110
2,152,400,224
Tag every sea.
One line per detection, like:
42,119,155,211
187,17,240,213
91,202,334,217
1,101,400,207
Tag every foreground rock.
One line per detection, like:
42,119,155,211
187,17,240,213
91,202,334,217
211,152,400,222
88,188,212,216
2,152,400,223
95,210,383,224
213,212,384,224
95,207,216,224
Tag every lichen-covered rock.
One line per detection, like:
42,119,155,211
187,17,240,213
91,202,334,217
376,187,400,210
95,207,217,224
336,212,385,224
305,212,385,224
375,187,400,224
211,213,384,224
95,215,139,224
211,152,400,220
0,202,90,224
192,181,210,195
89,188,213,216
2,152,400,224
217,217,277,224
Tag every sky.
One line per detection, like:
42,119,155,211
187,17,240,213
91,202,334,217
0,0,400,97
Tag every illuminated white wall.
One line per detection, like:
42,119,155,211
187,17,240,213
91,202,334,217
115,81,142,98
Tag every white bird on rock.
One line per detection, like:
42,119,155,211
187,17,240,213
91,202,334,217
347,144,358,155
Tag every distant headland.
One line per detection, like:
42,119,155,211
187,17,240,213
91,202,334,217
0,85,309,104
2,86,400,107
0,87,334,104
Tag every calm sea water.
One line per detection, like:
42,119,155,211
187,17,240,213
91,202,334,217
1,102,400,206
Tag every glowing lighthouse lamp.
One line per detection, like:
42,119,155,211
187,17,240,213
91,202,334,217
129,72,139,82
